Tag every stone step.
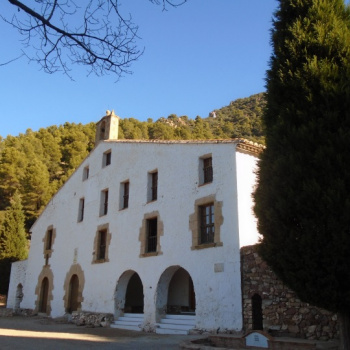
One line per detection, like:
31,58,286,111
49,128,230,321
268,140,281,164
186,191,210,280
156,327,189,335
155,314,196,335
123,313,144,319
110,323,142,331
111,313,144,332
165,314,196,321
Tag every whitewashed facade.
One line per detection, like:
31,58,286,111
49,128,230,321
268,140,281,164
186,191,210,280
7,113,262,333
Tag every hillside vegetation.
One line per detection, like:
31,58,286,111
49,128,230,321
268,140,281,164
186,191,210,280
0,93,265,231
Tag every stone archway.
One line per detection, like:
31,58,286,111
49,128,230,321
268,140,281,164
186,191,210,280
63,264,85,313
67,274,79,313
155,266,196,322
39,278,49,313
114,270,144,319
35,266,54,315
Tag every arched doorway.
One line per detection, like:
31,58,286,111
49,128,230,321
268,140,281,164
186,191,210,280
67,274,79,313
115,270,144,319
252,293,263,330
167,268,195,314
156,266,196,320
125,273,144,313
15,284,23,310
63,264,85,313
39,277,49,313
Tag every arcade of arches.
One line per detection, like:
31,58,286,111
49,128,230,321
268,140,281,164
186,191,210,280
115,266,195,320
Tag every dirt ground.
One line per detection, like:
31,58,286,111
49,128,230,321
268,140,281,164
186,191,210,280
0,315,200,350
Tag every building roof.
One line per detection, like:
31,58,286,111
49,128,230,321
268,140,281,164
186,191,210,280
103,138,264,156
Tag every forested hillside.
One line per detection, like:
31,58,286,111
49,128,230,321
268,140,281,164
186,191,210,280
0,93,265,232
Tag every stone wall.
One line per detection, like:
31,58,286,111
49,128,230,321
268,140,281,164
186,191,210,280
70,311,114,327
241,245,339,340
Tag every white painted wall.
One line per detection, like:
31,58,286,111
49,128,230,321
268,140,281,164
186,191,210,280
236,151,261,247
10,140,259,332
7,260,27,309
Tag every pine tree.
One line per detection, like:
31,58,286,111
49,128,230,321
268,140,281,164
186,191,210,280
0,191,28,295
254,0,350,347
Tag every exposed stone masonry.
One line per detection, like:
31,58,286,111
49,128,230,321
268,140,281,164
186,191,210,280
241,245,339,340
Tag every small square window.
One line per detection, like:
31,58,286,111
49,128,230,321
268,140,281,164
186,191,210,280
83,166,89,180
100,189,109,216
103,150,111,167
146,218,157,253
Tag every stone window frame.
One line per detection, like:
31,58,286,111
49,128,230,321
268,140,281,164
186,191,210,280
189,195,224,250
42,225,56,264
34,266,54,315
63,263,85,313
102,149,112,167
139,211,163,257
92,223,111,264
199,154,213,186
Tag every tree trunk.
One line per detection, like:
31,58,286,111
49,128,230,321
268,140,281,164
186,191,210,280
338,312,350,350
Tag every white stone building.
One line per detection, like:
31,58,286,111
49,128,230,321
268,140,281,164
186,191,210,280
7,112,262,334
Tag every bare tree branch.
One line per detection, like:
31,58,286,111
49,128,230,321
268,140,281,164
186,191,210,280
2,0,187,79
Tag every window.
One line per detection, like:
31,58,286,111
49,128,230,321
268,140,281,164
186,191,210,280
148,171,158,202
97,229,107,260
78,198,85,222
139,212,163,257
146,218,157,253
203,157,213,184
200,203,215,244
189,196,223,250
103,150,111,167
92,224,111,263
83,166,89,180
46,229,53,250
100,189,109,216
43,226,56,264
122,181,129,209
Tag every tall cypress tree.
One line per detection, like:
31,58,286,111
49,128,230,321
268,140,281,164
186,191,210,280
0,191,28,295
254,0,350,347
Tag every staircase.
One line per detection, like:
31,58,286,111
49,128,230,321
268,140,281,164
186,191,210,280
156,314,196,335
111,313,144,331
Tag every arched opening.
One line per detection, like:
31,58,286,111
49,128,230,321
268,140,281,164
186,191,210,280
156,266,196,321
167,268,195,314
63,264,85,313
252,293,263,330
15,283,23,309
67,274,80,313
115,270,144,319
125,273,144,313
39,277,49,313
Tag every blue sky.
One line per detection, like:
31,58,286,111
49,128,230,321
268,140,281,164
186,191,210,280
0,0,277,138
